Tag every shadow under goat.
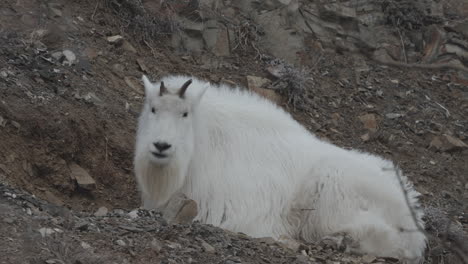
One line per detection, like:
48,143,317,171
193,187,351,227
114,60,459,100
133,74,427,264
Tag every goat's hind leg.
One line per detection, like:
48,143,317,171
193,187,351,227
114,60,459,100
336,211,425,264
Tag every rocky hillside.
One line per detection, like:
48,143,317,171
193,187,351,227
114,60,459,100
0,0,467,263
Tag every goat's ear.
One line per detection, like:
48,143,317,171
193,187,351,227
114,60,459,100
142,75,155,96
192,84,209,107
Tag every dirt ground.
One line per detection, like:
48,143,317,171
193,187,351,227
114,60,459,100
0,0,467,263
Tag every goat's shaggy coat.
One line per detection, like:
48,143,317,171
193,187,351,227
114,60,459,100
134,75,427,263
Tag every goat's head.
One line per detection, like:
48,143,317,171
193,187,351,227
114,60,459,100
138,75,207,166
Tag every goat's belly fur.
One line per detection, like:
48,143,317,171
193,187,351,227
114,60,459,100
135,75,427,264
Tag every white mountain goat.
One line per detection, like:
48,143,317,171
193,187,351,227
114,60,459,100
134,74,427,263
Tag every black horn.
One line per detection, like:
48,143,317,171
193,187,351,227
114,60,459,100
159,81,167,96
178,79,192,98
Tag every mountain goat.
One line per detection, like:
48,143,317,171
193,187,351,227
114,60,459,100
134,74,427,263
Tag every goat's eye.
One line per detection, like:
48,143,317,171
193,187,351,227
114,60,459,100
151,107,156,114
182,112,188,117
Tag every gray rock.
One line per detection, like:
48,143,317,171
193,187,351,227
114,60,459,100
94,206,108,217
150,238,163,252
113,209,125,215
203,22,230,57
11,121,20,129
128,209,139,219
107,35,124,44
81,241,92,249
3,217,14,224
385,113,403,119
0,116,6,127
122,40,137,53
38,227,55,237
116,239,126,246
0,71,8,78
63,49,76,66
69,163,96,190
48,6,62,18
51,51,64,60
158,192,198,224
201,240,215,253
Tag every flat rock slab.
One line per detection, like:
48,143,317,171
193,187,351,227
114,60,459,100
69,163,96,191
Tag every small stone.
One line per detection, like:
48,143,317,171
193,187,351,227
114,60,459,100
361,254,376,263
278,235,301,252
385,113,402,119
136,58,149,73
174,199,198,224
294,254,309,264
150,238,163,252
0,71,8,78
361,133,370,142
107,35,124,44
11,121,20,129
246,76,281,105
444,135,468,150
84,47,99,60
51,51,63,61
429,135,468,152
124,76,144,94
464,183,468,190
75,221,89,231
201,240,215,253
111,63,125,78
116,239,126,246
81,241,91,249
113,209,125,215
247,75,270,90
128,209,139,219
49,7,62,18
62,50,76,66
159,192,198,224
38,227,55,237
26,208,32,215
122,40,137,53
254,237,277,245
166,241,182,250
69,163,96,190
44,190,64,206
94,206,108,217
3,218,14,224
359,113,378,132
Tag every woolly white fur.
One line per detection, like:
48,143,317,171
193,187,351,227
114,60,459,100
134,74,427,263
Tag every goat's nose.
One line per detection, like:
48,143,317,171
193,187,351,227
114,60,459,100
154,142,171,152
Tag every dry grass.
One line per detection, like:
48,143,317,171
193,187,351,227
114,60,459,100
103,0,179,41
263,57,313,110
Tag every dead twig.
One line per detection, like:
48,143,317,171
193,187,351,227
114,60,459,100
386,166,468,264
396,18,408,63
91,1,100,21
373,58,468,73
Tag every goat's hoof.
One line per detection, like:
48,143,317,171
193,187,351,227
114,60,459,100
320,232,355,252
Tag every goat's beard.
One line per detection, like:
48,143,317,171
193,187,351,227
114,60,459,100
135,151,190,210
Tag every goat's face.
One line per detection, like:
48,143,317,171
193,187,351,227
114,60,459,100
138,75,206,166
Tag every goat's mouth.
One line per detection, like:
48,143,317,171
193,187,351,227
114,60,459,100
151,152,168,158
